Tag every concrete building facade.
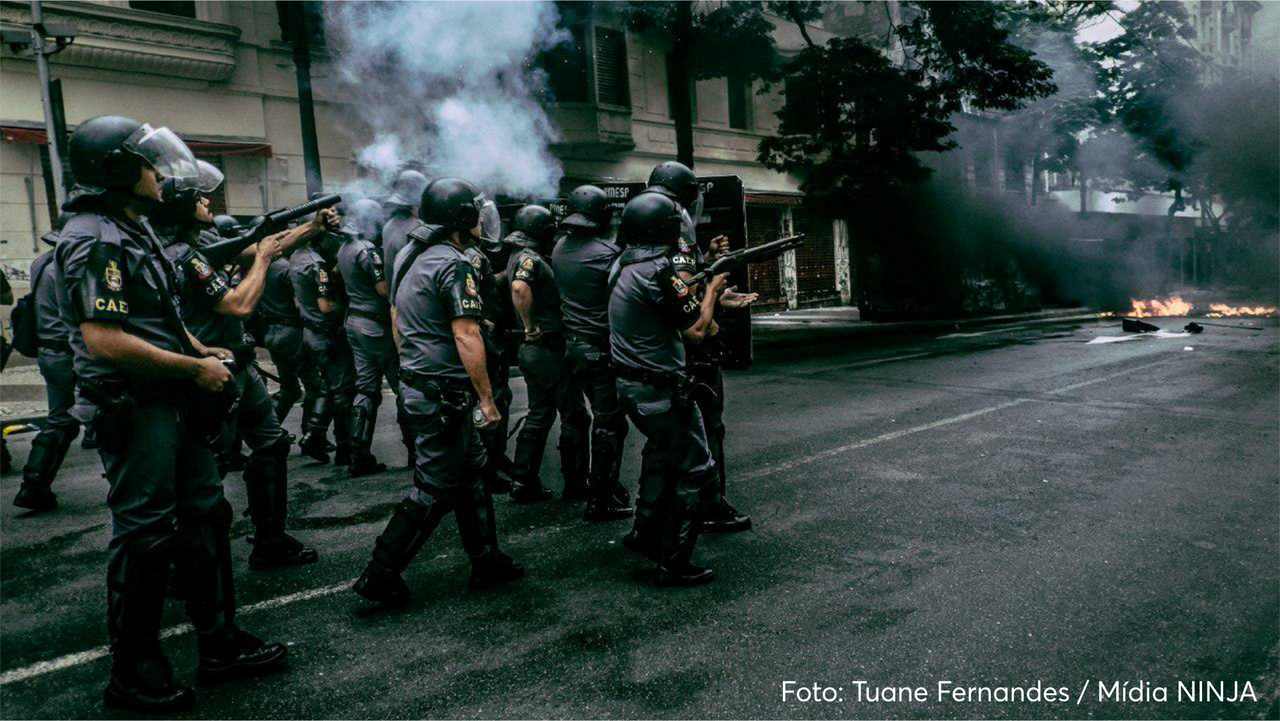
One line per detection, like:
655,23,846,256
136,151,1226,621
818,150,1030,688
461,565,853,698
0,0,847,310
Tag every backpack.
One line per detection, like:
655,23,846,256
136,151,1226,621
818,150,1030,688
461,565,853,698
10,253,54,358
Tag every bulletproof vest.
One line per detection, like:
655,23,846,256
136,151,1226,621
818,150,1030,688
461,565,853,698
504,247,563,334
32,251,73,345
551,229,619,342
55,210,191,389
382,213,423,283
336,236,389,321
608,253,687,374
289,246,339,333
394,241,483,381
258,256,299,325
162,235,252,352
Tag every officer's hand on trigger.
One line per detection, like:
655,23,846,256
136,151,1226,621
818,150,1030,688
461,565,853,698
193,355,233,392
204,346,234,361
313,208,340,233
707,272,730,296
257,232,284,260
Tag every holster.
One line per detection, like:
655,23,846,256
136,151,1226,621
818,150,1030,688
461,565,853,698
81,379,136,454
401,373,474,423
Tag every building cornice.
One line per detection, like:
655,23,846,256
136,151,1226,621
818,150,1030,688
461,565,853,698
0,0,239,81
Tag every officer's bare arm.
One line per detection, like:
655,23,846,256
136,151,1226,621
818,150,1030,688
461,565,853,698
215,240,277,318
453,317,494,405
82,321,228,389
318,296,339,315
511,279,537,335
375,279,389,298
681,273,729,344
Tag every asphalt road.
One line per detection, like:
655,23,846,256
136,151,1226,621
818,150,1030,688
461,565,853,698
2,317,1277,719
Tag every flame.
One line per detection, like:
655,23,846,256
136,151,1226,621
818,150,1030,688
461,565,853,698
1129,296,1193,318
1206,303,1278,317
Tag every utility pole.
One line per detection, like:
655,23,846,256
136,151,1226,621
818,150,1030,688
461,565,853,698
279,1,324,197
27,0,75,213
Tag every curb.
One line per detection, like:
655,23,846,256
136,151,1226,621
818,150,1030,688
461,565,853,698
752,307,1099,350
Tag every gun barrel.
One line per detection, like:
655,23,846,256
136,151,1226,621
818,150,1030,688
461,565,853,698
267,193,342,226
687,233,807,284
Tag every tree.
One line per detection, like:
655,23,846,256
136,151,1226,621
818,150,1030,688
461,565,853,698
760,1,1058,216
622,1,780,167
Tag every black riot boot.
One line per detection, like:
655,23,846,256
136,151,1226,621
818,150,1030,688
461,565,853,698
298,395,331,463
584,428,632,522
656,510,714,587
245,440,319,570
180,502,288,685
353,498,449,607
698,457,752,534
103,533,195,713
455,484,525,591
15,429,67,512
508,417,553,503
558,426,591,502
331,395,354,467
347,404,387,477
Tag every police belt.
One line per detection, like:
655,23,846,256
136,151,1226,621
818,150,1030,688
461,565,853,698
400,371,474,397
611,362,686,388
347,308,391,326
261,315,302,329
37,339,72,354
566,332,609,351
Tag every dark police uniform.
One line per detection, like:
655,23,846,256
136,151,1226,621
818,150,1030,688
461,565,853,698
337,231,410,470
465,245,514,490
258,254,317,424
163,230,315,569
550,226,633,514
57,208,245,693
353,224,521,606
381,212,422,282
608,243,717,575
15,244,80,510
505,236,589,499
290,244,355,460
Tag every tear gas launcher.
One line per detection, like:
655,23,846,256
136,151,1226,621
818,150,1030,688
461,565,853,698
685,234,806,284
198,193,342,266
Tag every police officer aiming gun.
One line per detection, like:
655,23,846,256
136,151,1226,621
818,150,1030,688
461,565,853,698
608,192,729,586
56,116,287,712
354,178,523,607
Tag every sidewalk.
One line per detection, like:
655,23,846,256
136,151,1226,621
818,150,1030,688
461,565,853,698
752,305,1099,349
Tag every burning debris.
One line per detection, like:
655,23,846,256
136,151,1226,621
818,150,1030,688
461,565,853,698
1128,296,1193,318
1206,304,1279,318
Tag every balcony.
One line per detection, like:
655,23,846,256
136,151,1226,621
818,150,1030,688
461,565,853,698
548,102,635,155
0,1,239,82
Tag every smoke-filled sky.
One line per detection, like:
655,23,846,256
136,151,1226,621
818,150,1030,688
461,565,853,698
323,1,567,197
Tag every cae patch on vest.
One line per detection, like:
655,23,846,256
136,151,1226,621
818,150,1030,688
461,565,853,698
465,273,479,297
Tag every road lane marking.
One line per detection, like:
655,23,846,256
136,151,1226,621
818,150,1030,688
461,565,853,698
740,357,1176,482
0,357,1177,688
0,580,354,687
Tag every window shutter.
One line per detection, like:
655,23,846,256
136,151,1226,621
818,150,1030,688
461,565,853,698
594,28,630,107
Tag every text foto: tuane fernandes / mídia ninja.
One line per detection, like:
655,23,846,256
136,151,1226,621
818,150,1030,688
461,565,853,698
781,680,1261,705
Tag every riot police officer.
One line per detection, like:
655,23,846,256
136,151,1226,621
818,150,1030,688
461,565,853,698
56,116,286,712
291,209,356,464
463,239,515,493
153,164,326,570
505,205,590,503
254,220,318,427
382,169,429,272
13,222,78,512
550,185,633,522
354,177,523,607
608,192,728,586
337,197,413,475
645,161,755,534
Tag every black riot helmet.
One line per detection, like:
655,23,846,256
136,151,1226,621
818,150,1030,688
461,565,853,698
420,177,482,232
647,161,699,208
619,192,682,248
212,214,243,238
561,184,612,232
512,205,556,244
386,169,429,209
68,116,199,196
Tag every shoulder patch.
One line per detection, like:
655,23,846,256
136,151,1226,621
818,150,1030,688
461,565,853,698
469,253,483,269
317,268,329,283
190,255,213,281
520,256,535,271
465,273,479,297
104,259,123,292
671,274,690,298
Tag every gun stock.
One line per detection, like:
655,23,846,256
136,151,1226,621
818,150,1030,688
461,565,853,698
198,194,342,266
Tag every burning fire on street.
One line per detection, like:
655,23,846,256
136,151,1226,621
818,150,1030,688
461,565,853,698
1125,296,1278,318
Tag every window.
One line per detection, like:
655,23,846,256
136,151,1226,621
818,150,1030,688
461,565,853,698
129,1,196,18
727,72,751,130
666,52,695,120
541,25,590,103
594,27,630,107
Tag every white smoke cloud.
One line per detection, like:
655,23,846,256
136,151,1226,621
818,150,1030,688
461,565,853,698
324,1,567,198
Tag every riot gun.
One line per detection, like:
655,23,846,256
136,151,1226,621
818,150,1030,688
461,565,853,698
686,234,806,284
198,193,342,266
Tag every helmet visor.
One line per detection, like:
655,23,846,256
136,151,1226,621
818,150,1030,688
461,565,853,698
479,199,501,243
170,159,225,194
689,192,705,227
122,125,199,184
